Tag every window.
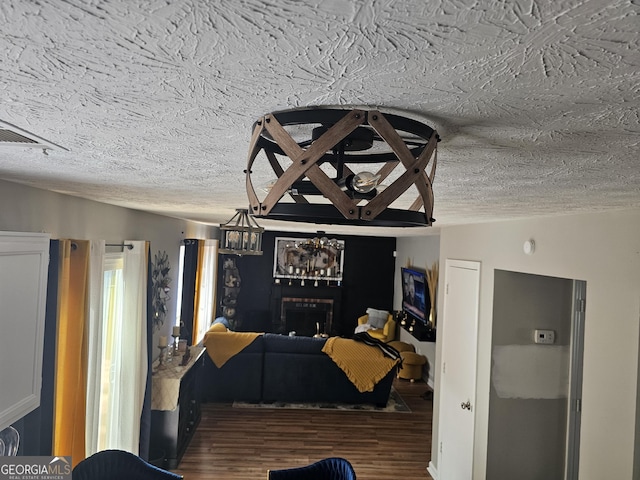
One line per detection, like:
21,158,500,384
86,241,148,455
96,254,124,449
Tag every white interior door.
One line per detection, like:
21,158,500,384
438,259,481,480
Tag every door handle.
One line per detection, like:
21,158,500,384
460,401,472,411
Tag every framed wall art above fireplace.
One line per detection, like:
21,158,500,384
273,236,345,281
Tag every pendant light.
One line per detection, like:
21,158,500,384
218,208,264,255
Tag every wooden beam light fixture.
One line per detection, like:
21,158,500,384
245,107,440,227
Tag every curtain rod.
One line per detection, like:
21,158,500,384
69,242,134,251
106,243,134,250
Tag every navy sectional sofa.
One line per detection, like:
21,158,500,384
200,333,396,407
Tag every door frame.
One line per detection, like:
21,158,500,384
566,280,585,479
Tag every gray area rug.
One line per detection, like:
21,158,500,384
232,387,411,413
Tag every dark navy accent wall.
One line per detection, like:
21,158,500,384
220,231,396,337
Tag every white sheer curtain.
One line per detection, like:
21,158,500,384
86,240,106,456
85,240,148,455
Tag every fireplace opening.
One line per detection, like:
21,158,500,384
281,297,334,336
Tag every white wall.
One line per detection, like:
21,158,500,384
0,179,217,351
430,209,640,479
394,233,441,310
395,233,440,387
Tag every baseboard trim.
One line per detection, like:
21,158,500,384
428,461,438,480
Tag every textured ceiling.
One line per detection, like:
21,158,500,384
0,0,638,235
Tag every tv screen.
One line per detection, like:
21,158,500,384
401,267,429,324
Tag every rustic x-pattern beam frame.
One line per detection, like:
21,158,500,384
245,108,439,227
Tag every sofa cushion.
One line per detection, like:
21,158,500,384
262,347,395,406
200,335,264,403
263,333,327,354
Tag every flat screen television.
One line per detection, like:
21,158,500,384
401,267,429,324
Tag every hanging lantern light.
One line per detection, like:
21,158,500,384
218,208,264,255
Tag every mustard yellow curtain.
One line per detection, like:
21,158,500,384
191,240,206,346
53,239,89,467
191,240,219,345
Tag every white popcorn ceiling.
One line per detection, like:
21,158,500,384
0,0,638,235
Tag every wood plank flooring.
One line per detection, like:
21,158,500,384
176,378,434,479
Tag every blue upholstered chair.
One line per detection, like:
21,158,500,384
267,457,356,479
72,449,183,480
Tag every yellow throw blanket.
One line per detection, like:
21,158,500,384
204,331,262,368
322,337,399,393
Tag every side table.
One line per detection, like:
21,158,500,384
150,346,205,469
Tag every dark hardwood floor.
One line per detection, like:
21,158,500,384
176,378,434,479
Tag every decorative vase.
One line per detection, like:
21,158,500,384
429,308,436,329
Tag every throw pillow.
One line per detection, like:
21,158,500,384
366,308,389,329
212,316,230,328
208,322,228,333
355,323,373,334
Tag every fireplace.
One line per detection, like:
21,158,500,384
281,297,333,336
270,284,342,336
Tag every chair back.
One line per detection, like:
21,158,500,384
72,449,183,480
0,426,20,456
267,457,356,479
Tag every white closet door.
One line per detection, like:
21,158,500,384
438,259,480,480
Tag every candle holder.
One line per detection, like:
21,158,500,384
180,345,191,366
171,334,180,356
156,345,167,370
